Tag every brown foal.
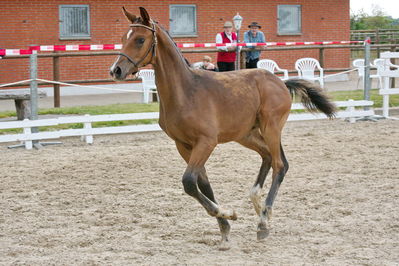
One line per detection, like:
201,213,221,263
110,7,336,250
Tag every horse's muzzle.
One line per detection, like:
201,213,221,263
110,66,123,80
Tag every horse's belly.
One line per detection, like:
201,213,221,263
217,116,257,143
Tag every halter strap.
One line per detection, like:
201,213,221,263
118,22,157,68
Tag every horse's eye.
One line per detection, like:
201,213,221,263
136,38,145,45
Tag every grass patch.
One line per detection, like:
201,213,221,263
328,89,399,108
0,103,159,119
38,102,159,116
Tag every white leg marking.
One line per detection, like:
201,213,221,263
216,208,237,220
250,184,262,215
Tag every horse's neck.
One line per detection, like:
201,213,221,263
152,27,193,109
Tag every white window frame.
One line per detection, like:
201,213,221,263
59,5,91,40
277,5,302,35
169,4,197,37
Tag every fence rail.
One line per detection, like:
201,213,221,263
0,100,375,149
351,29,399,44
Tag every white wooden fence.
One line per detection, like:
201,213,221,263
379,52,399,118
0,100,374,149
0,113,160,149
289,100,374,122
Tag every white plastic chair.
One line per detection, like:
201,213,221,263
352,59,383,89
257,59,289,80
295,58,324,88
191,62,204,69
373,58,399,89
138,69,157,104
372,59,386,89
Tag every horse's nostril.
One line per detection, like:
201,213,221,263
115,66,122,77
110,66,122,79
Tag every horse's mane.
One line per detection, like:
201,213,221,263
151,20,191,67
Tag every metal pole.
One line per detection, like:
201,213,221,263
30,50,38,122
363,37,371,109
29,49,62,149
236,29,240,70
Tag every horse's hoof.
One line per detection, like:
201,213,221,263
218,240,231,251
257,228,270,240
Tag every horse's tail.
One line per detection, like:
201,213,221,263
284,79,337,118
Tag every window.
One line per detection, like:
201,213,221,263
59,5,90,40
169,5,197,37
278,5,301,35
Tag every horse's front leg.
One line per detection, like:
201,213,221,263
182,166,237,220
175,140,236,250
197,168,232,250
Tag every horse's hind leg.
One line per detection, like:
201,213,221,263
257,120,289,240
237,129,272,215
175,140,233,250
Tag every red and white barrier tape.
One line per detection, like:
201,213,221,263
0,49,33,56
0,40,367,56
177,40,365,48
29,44,122,51
28,40,365,51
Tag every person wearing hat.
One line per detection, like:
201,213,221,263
215,21,238,72
244,22,266,69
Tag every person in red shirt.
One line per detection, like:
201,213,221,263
215,21,237,72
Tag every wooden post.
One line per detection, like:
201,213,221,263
391,45,396,88
363,37,371,110
14,100,31,120
319,47,325,67
53,51,60,107
376,28,380,58
240,50,246,69
152,92,158,102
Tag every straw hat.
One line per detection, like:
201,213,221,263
223,21,233,28
248,22,261,28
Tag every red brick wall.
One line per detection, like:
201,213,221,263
0,0,350,85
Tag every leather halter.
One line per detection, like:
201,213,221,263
118,22,157,68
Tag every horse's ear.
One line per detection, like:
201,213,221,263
139,7,151,26
122,6,136,24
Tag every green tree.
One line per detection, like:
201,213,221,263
350,5,399,30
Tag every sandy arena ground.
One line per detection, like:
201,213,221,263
0,119,398,265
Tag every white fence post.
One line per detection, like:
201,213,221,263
83,114,93,144
23,120,33,149
346,99,355,123
379,52,399,118
143,87,150,104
